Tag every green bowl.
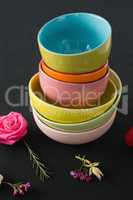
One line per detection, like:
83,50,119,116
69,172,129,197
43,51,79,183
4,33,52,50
32,106,117,132
31,68,122,132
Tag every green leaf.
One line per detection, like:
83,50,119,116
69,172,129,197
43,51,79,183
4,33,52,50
89,168,92,176
92,167,104,181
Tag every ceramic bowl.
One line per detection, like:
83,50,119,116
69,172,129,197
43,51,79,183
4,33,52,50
32,110,117,145
38,13,112,73
41,60,108,83
29,69,118,124
32,106,117,132
39,63,110,108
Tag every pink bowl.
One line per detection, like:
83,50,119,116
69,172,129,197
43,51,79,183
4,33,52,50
33,110,117,145
39,63,110,108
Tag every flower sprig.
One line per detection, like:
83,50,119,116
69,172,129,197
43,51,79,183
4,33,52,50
0,174,31,197
70,155,104,183
75,155,103,181
24,141,50,182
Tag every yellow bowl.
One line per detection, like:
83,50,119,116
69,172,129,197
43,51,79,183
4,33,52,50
29,69,118,124
38,13,112,73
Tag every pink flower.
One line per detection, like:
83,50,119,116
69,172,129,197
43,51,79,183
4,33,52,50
12,182,31,197
0,112,28,145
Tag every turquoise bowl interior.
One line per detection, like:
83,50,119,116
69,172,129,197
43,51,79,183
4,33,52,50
38,13,112,55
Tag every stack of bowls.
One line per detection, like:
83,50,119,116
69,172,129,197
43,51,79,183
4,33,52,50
29,13,122,144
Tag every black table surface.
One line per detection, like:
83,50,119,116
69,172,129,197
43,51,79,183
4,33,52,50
0,0,132,199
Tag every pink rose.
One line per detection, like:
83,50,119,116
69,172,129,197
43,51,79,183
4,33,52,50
0,112,28,145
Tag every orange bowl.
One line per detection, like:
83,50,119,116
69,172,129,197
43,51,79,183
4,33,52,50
41,60,108,83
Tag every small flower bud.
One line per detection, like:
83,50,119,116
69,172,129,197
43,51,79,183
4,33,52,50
0,174,4,185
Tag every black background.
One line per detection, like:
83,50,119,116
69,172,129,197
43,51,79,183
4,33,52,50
0,0,132,199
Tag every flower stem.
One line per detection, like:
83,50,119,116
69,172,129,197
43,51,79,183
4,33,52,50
3,182,15,189
75,155,91,165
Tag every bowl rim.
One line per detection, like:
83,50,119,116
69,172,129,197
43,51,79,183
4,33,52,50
39,61,110,85
40,59,108,83
33,108,117,135
29,71,118,112
37,12,112,56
